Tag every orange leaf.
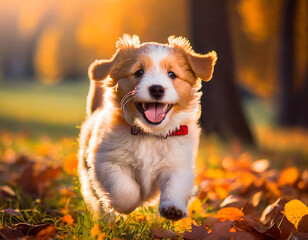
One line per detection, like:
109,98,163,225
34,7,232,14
62,214,74,225
63,153,78,175
217,207,244,222
90,223,105,240
278,167,299,186
284,199,308,229
35,225,56,240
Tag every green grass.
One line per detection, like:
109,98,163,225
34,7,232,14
0,80,88,138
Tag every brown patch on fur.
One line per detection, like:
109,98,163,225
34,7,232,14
131,54,153,73
172,79,192,112
160,50,197,85
113,51,154,102
168,36,217,82
109,47,154,82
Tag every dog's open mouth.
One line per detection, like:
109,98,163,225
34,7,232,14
135,102,173,125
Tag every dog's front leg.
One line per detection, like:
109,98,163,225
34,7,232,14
159,168,194,220
94,161,141,214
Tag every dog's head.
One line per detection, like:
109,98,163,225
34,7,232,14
89,34,217,135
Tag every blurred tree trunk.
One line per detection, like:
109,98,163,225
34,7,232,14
278,0,308,128
298,69,308,127
278,0,297,126
190,0,255,145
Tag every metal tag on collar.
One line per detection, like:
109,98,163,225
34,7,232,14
131,125,139,135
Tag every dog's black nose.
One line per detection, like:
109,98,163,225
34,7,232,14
149,85,164,99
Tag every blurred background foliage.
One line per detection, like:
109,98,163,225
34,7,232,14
0,0,189,83
0,0,307,144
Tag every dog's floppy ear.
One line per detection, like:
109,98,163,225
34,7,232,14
88,34,140,83
88,58,116,82
186,51,217,82
168,36,217,82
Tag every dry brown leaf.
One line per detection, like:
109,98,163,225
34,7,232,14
184,221,259,240
183,224,208,240
150,226,177,239
0,223,56,240
17,162,61,195
260,198,287,225
289,232,308,240
297,214,308,233
1,209,21,216
0,226,24,239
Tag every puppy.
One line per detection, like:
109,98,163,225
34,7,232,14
79,34,216,220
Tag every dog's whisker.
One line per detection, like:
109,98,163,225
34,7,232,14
120,91,135,112
120,94,135,104
120,95,135,113
120,94,135,108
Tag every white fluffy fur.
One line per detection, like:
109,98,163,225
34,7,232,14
78,38,211,221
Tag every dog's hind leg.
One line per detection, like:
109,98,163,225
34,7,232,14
78,154,104,218
86,81,104,116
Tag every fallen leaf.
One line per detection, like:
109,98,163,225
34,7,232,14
183,224,208,240
1,209,21,216
289,232,308,240
62,214,74,225
90,223,105,240
284,199,308,228
251,159,269,173
0,185,15,197
220,195,245,208
0,226,24,239
279,215,297,240
242,216,280,238
260,198,287,225
151,226,178,239
38,166,61,183
0,223,56,240
63,153,78,175
298,214,308,233
32,225,56,240
278,167,299,186
202,216,219,226
17,162,61,195
217,207,244,222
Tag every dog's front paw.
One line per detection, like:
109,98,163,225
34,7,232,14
159,202,187,221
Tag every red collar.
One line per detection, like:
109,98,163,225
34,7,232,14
131,125,188,138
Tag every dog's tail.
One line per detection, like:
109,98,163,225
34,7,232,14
86,81,104,116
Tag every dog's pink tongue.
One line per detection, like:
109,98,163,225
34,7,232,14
144,103,165,123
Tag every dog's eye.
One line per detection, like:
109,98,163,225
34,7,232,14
168,71,176,79
134,69,144,78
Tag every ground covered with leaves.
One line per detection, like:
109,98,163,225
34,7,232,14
1,127,308,240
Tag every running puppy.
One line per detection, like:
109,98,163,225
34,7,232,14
79,34,217,220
